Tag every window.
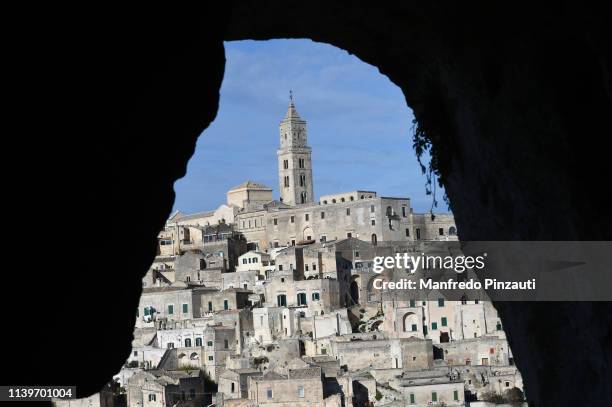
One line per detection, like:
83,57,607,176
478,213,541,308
149,394,156,402
277,294,287,307
313,264,317,270
441,317,448,326
496,322,503,330
432,322,438,330
438,298,445,307
144,307,150,316
200,259,206,270
195,338,202,346
298,386,305,398
312,292,320,301
402,206,407,217
184,338,192,347
346,208,350,216
341,197,345,202
290,216,295,223
133,350,138,356
423,325,428,335
167,343,174,349
167,304,174,315
224,339,229,349
207,341,213,346
323,200,327,204
297,292,307,306
299,174,305,187
224,299,229,310
411,324,418,332
208,356,214,361
321,211,325,219
208,302,212,312
291,239,295,246
350,196,354,201
347,232,352,238
405,228,410,237
432,391,438,402
305,264,309,271
371,234,377,245
182,303,188,314
439,227,444,236
409,393,415,404
305,214,309,221
416,228,421,240
279,265,283,271
370,205,375,212
449,226,457,236
454,390,459,400
283,159,288,169
320,236,326,242
409,299,416,307
231,382,235,393
284,176,289,188
243,258,247,264
267,388,273,399
273,218,278,226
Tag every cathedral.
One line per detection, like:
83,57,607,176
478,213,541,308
166,95,457,252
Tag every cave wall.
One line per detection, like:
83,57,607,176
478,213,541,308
4,2,611,406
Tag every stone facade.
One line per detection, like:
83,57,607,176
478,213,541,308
277,95,314,206
247,366,324,407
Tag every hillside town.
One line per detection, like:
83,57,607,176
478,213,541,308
59,97,524,407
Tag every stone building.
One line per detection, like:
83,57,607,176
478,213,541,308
218,368,263,400
126,369,205,407
136,285,200,329
198,288,252,314
388,370,465,406
235,250,275,278
247,366,324,407
228,97,456,252
328,333,433,371
382,297,505,344
277,93,314,206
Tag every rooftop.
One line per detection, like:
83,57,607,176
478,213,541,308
228,180,273,192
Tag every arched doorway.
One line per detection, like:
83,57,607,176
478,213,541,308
303,226,314,241
402,312,420,334
350,277,360,304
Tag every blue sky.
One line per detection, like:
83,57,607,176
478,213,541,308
173,39,448,214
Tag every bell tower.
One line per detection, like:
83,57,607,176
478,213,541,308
277,91,314,206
